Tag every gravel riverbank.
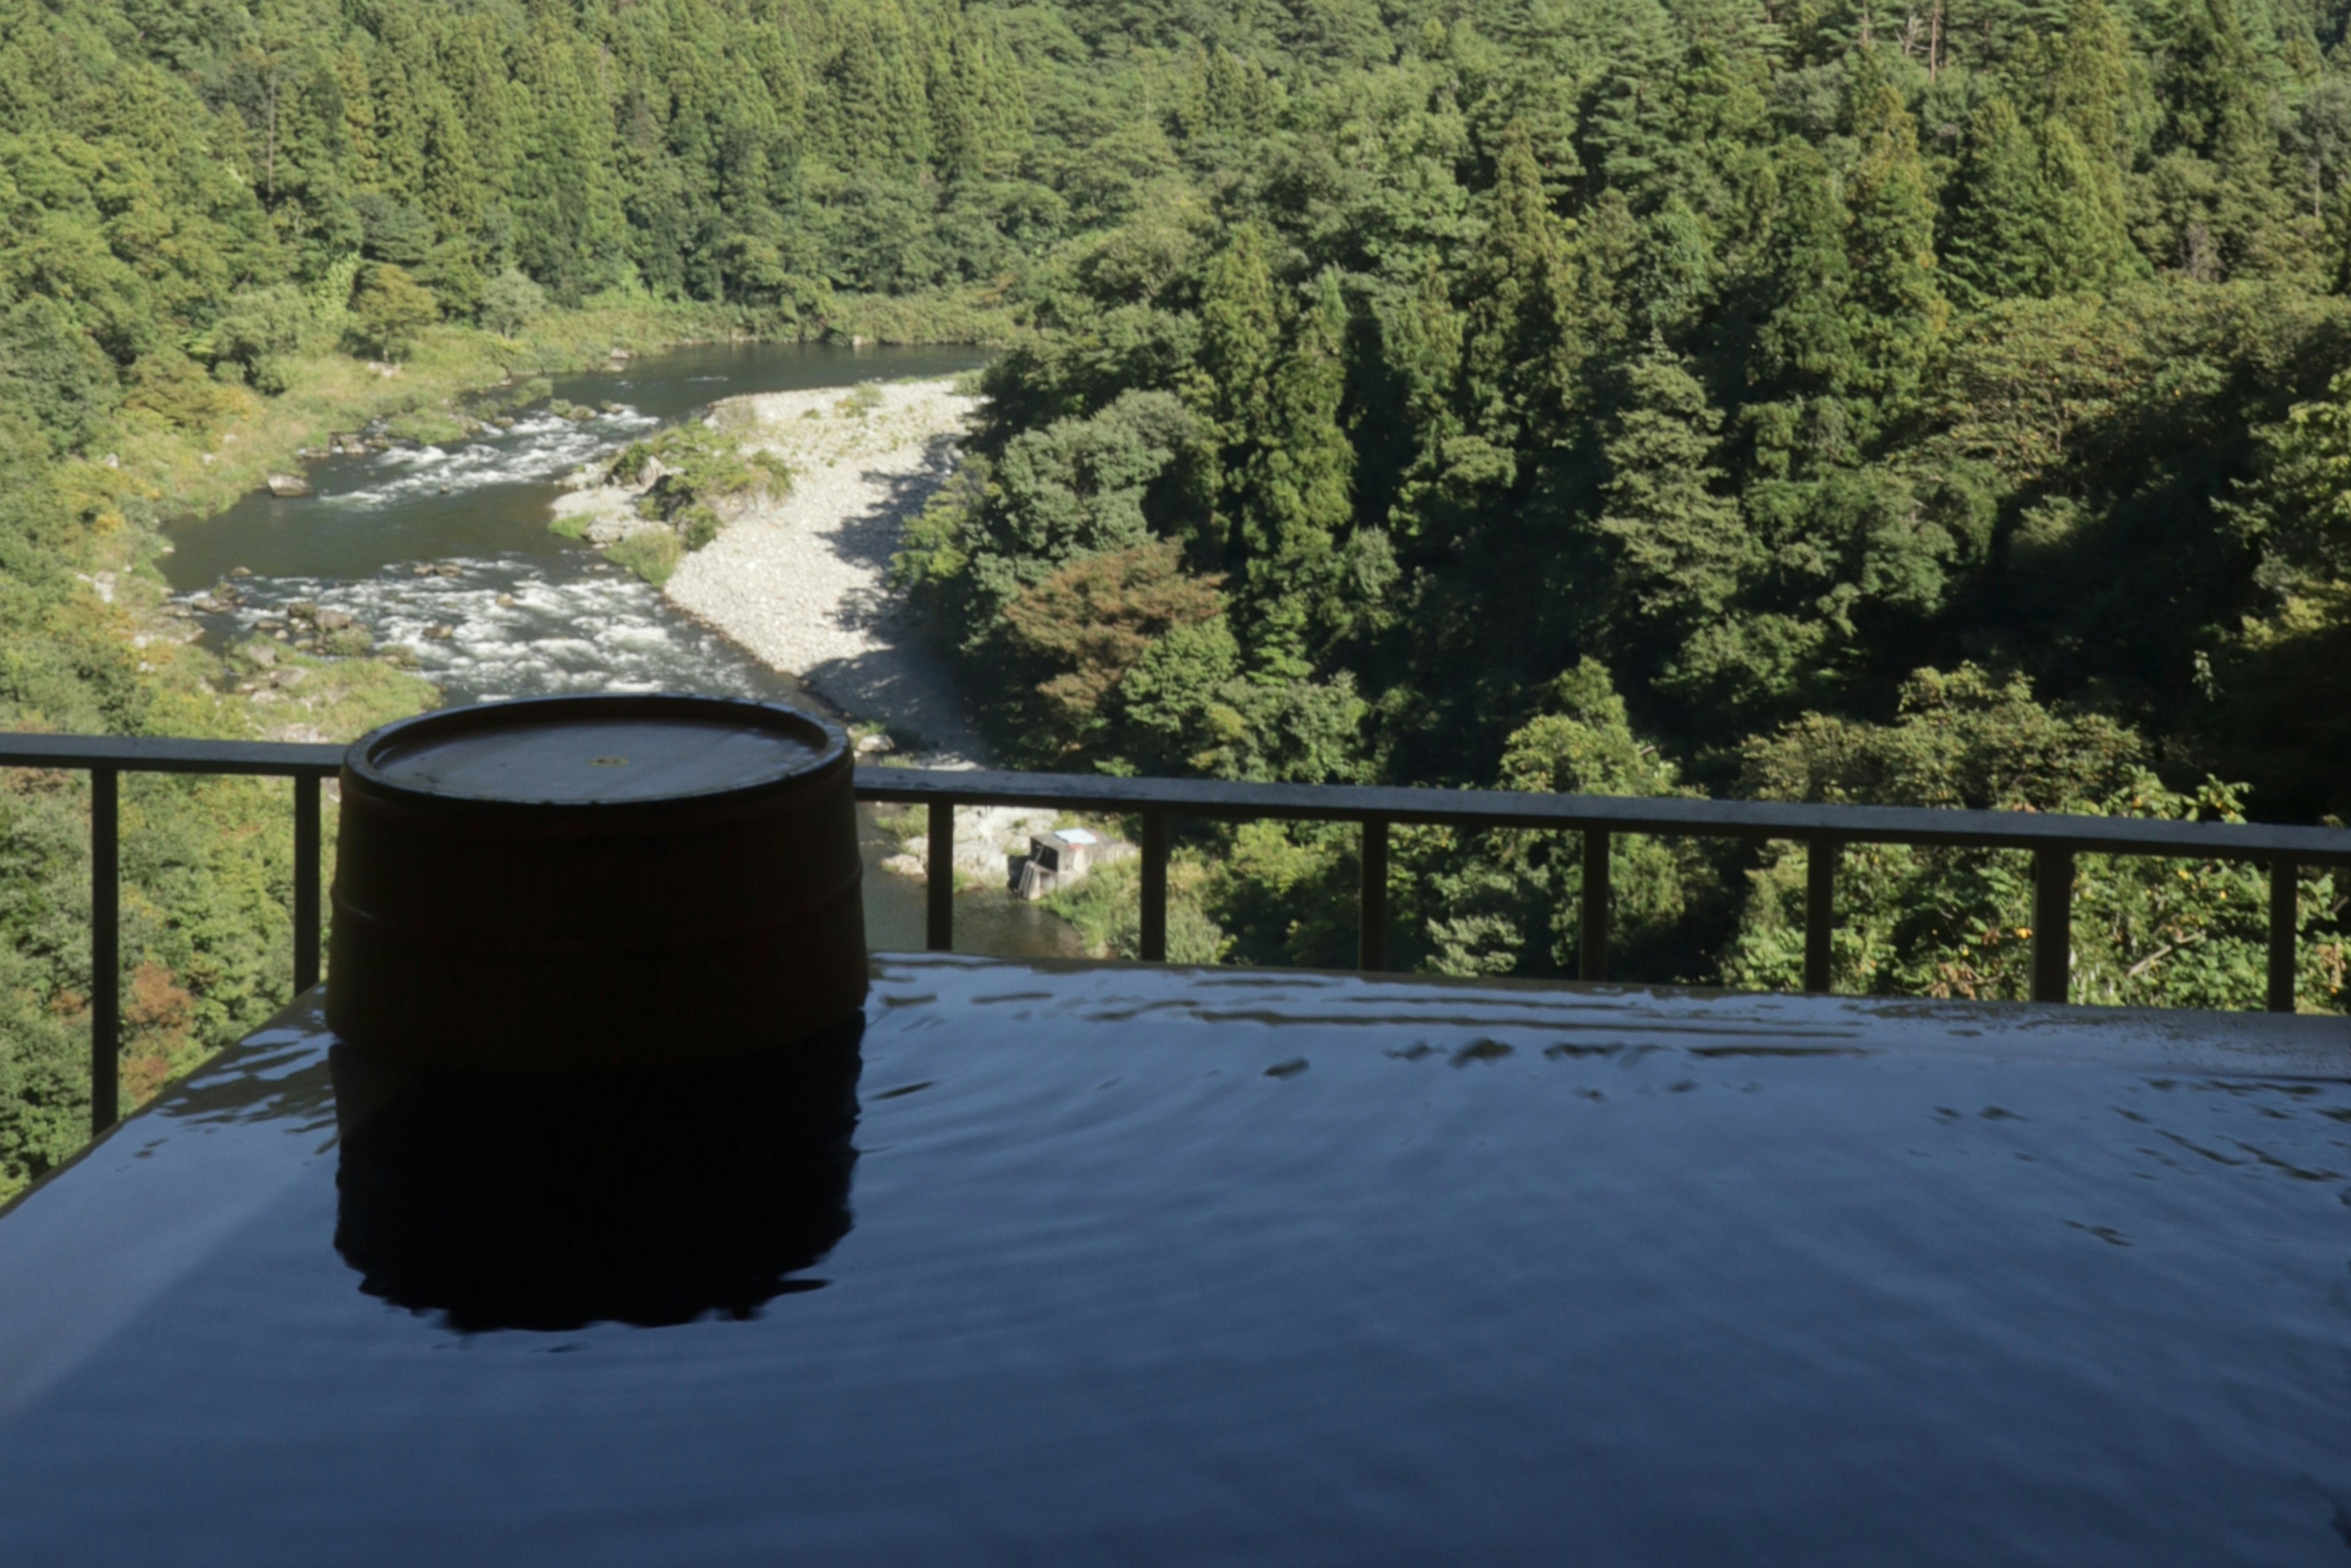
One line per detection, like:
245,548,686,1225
661,377,986,760
556,376,1070,879
678,378,1085,877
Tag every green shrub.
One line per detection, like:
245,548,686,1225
479,269,549,337
350,265,439,361
606,422,789,553
607,530,683,584
1044,855,1229,964
206,286,313,384
677,503,724,550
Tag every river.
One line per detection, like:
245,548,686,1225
163,341,1084,959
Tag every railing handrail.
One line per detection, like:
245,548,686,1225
6,730,2345,1137
0,734,343,777
860,766,2351,865
6,737,2344,863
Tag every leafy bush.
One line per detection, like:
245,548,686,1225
0,298,119,456
205,286,312,393
1719,669,2345,1009
1043,855,1229,964
479,269,549,337
607,530,683,584
350,266,439,361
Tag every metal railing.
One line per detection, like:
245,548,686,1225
9,733,2351,1134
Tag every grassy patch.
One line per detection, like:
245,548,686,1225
607,530,684,585
820,283,1026,347
384,409,470,446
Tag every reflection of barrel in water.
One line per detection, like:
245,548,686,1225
332,1018,863,1332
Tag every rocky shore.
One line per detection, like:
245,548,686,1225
668,377,984,759
556,377,987,759
554,375,1084,882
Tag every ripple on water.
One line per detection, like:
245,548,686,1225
1,965,2346,1560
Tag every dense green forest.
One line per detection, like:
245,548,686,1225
10,0,2351,1195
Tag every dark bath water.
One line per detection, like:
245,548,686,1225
3,964,2350,1562
162,342,1074,959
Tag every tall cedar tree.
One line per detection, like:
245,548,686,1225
1239,270,1354,678
1842,50,1947,416
1595,337,1753,643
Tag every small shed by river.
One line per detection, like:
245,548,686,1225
1016,828,1111,900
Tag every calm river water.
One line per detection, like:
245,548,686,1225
165,341,1082,959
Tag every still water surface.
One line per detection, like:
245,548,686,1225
164,342,1075,958
4,964,2349,1561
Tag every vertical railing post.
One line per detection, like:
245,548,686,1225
1580,828,1610,983
2267,858,2298,1014
2031,847,2073,1005
293,773,321,996
1804,838,1836,995
1138,811,1168,962
90,767,119,1135
1359,817,1389,972
926,800,954,952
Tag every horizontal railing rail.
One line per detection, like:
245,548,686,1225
7,733,2349,1135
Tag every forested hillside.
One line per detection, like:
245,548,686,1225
895,0,2351,996
10,0,2351,1194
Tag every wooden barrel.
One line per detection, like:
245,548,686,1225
326,694,865,1072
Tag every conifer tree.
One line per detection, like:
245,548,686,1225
2045,0,2148,173
1188,223,1278,560
2035,117,2140,294
2153,0,2296,276
1375,256,1466,552
511,28,628,298
368,31,427,206
1194,225,1278,442
1566,187,1641,359
2161,0,2265,164
931,10,1027,177
1462,119,1573,449
1595,336,1753,636
1634,194,1711,337
1842,50,1947,411
333,45,377,190
1750,140,1855,466
1239,270,1353,677
1381,256,1464,457
1946,97,2049,307
443,17,515,212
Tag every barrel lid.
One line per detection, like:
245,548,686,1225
345,695,844,808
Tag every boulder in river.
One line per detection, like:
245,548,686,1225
266,473,312,498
